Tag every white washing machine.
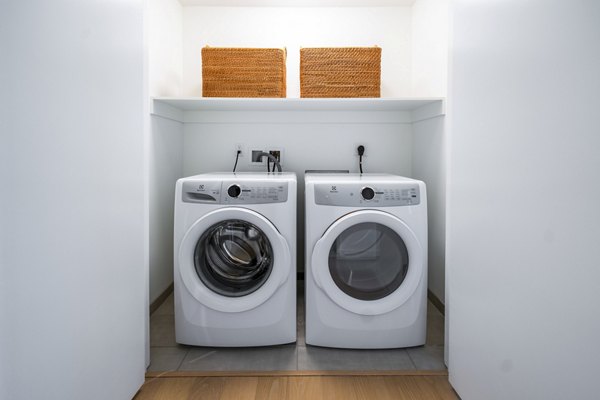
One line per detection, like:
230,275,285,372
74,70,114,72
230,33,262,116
305,173,427,349
174,172,296,346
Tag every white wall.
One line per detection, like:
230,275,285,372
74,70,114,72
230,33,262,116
149,116,183,303
411,0,448,305
411,0,448,96
148,0,183,97
448,1,600,398
0,1,146,399
182,119,413,178
0,6,9,395
147,0,184,303
182,6,413,97
412,115,445,302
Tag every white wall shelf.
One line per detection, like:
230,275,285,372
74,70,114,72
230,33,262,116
152,97,445,124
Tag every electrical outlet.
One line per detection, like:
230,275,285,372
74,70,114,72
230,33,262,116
250,149,266,165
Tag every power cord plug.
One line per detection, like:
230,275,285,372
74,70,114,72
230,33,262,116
357,145,365,174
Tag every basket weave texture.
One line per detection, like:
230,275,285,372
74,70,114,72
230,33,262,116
300,47,381,98
202,47,286,98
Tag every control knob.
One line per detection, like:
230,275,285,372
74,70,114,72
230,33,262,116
227,184,241,198
361,187,375,200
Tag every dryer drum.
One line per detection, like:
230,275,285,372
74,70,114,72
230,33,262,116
328,222,409,301
194,219,273,297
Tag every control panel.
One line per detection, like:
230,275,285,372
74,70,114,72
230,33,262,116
314,183,420,207
182,180,288,204
222,181,288,204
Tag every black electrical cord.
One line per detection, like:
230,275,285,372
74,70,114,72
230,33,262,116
232,150,241,173
357,145,365,174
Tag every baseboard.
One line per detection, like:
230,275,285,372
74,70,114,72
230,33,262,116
145,370,448,378
150,283,174,315
427,290,445,316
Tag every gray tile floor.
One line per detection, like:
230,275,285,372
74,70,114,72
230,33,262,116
148,285,446,372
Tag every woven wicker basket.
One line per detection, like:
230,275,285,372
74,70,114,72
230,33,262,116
201,47,286,98
300,47,381,98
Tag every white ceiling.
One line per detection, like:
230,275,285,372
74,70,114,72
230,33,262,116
179,0,416,7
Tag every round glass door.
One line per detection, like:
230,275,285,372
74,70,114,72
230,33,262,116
328,222,409,301
194,219,273,297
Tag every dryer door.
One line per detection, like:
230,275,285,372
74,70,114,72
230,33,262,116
178,207,290,313
312,210,424,315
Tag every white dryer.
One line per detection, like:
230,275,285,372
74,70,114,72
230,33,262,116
174,172,296,346
305,173,427,349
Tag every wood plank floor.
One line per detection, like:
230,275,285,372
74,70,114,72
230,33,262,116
135,374,458,400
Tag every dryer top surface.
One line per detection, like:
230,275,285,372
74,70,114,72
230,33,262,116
305,173,420,185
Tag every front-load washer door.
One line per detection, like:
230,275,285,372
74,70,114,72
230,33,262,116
179,207,290,313
312,210,424,316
